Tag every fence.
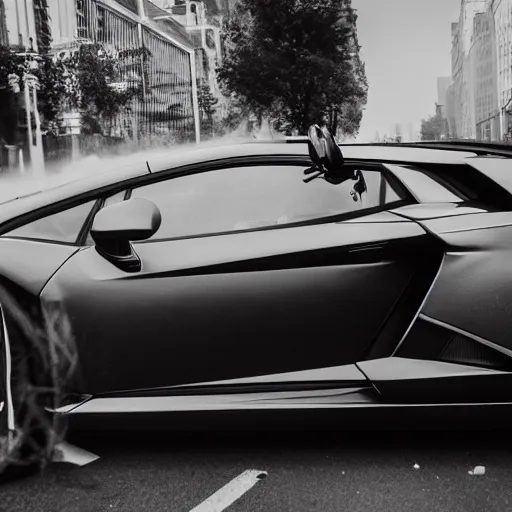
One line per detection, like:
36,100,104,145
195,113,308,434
69,0,197,145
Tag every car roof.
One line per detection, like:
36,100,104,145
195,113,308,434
0,140,479,226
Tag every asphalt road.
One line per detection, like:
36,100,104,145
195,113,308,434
1,431,512,512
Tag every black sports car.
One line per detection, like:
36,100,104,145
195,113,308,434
3,128,512,463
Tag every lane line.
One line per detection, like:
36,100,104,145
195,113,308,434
189,469,267,512
52,442,100,466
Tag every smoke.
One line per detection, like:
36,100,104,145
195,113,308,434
0,130,261,206
0,125,270,477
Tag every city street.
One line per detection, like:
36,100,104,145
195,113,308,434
4,0,512,511
1,431,512,512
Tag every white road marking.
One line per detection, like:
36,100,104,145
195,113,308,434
52,441,100,466
189,469,267,512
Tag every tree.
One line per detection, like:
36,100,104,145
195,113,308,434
197,79,220,138
0,46,25,144
218,0,367,137
0,41,149,142
420,112,449,141
60,44,148,135
197,79,219,130
198,81,219,120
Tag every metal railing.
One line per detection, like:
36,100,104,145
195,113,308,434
68,0,196,144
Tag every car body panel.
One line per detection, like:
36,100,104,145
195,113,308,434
167,363,367,390
41,219,430,395
391,203,489,220
0,238,79,295
412,223,512,351
64,401,512,432
418,211,512,234
344,211,405,223
359,357,512,404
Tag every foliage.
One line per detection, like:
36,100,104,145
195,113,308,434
382,134,402,143
35,55,67,133
421,112,449,141
0,282,76,475
0,42,150,139
218,0,368,137
0,46,28,144
62,44,148,135
197,79,219,120
197,79,220,137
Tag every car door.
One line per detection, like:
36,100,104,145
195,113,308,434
40,161,435,396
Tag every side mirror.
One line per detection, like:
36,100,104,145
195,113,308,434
91,198,162,272
305,124,355,184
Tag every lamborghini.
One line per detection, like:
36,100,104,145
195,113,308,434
2,127,512,461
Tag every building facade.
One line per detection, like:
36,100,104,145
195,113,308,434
3,0,39,48
446,0,508,140
437,76,451,119
0,0,8,45
491,0,512,140
151,0,227,132
445,82,457,137
462,0,487,139
471,9,499,140
451,20,464,138
7,0,201,143
445,0,512,141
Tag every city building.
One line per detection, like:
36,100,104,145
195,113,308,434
450,20,463,138
3,0,39,49
0,0,8,45
445,82,457,138
2,0,200,144
436,76,451,119
151,0,227,133
491,0,512,140
447,0,512,141
448,0,488,140
470,8,499,141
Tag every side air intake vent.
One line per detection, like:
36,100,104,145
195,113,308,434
396,318,512,370
439,333,511,370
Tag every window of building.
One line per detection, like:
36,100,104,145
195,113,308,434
76,0,88,38
96,6,105,41
113,0,139,15
206,29,216,50
129,165,404,241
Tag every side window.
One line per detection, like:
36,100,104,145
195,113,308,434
130,165,404,241
386,165,465,203
2,200,95,244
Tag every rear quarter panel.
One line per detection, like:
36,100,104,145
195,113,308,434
415,212,512,351
0,238,78,296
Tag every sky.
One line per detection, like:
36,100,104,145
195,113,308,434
353,0,461,142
